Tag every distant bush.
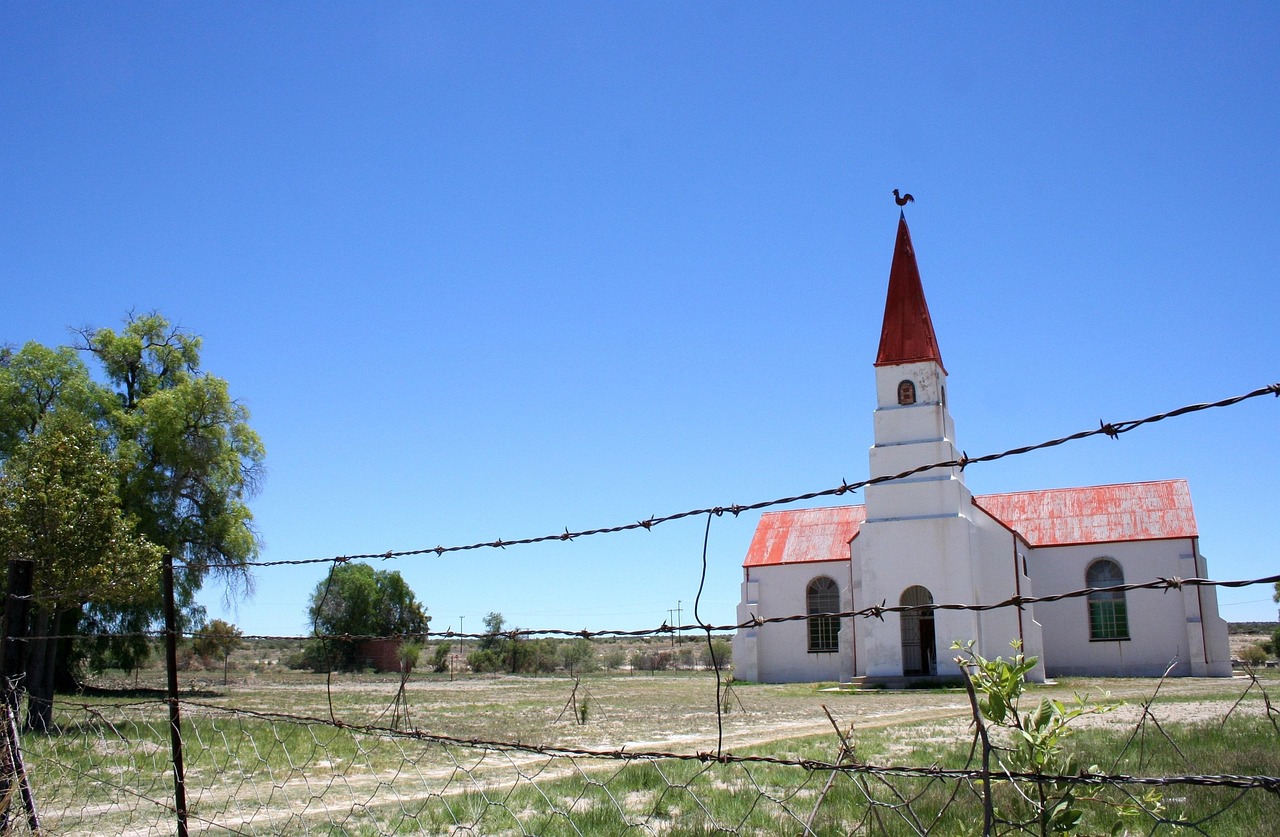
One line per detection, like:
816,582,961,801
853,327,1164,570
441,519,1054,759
600,649,628,671
631,649,673,671
467,649,505,673
1228,622,1280,634
431,643,451,673
1240,644,1268,666
560,639,598,674
707,638,733,669
284,640,331,672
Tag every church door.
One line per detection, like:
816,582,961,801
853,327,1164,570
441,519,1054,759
900,585,937,676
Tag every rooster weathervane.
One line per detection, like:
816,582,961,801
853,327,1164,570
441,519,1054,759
893,189,914,207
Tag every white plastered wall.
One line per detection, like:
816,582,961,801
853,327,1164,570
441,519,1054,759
1026,538,1229,677
733,562,855,683
966,508,1047,679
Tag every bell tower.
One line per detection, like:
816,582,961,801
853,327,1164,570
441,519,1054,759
865,213,969,517
855,212,981,679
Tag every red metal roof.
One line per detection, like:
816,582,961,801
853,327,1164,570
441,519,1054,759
974,480,1197,547
743,505,866,567
875,215,945,372
743,480,1196,567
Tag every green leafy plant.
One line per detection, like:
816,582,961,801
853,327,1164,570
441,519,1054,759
953,640,1161,835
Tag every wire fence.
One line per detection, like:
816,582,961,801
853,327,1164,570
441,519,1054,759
8,647,1280,835
1,383,1278,834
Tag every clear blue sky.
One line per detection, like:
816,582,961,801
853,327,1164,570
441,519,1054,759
3,4,1277,638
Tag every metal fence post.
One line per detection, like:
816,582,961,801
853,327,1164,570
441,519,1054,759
162,552,189,837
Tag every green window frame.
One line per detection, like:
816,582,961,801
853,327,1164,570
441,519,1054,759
807,576,840,653
1087,559,1129,641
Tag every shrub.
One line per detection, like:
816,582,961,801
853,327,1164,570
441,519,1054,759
600,649,627,671
467,649,505,673
284,640,331,672
1240,644,1268,666
560,639,598,674
431,643,451,673
397,641,422,672
630,649,673,671
706,638,733,669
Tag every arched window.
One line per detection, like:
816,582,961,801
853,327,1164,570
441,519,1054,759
807,577,840,653
1086,559,1129,640
897,379,916,405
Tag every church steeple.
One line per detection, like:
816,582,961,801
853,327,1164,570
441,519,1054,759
875,214,945,373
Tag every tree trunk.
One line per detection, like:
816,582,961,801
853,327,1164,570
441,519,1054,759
24,606,58,733
53,608,82,693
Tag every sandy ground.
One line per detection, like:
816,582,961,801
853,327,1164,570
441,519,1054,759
49,667,1279,835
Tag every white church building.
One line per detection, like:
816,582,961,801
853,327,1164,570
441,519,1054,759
733,214,1231,683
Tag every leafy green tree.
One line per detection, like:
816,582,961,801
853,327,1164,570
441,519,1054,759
76,313,264,588
524,638,559,673
600,648,627,672
560,638,597,674
0,315,264,714
468,611,510,672
193,618,244,661
0,342,102,457
193,618,244,685
307,562,429,670
0,412,160,729
478,612,506,651
73,313,265,673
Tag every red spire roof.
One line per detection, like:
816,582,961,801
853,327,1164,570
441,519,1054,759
875,214,945,371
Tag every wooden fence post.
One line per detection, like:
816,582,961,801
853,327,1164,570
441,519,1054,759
2,559,40,832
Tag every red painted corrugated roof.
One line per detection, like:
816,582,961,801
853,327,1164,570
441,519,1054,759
875,214,945,371
743,505,866,567
743,480,1195,567
974,480,1197,547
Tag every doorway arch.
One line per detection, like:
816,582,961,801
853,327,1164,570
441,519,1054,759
900,585,937,676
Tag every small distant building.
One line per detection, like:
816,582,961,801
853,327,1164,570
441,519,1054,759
360,638,411,673
733,215,1231,683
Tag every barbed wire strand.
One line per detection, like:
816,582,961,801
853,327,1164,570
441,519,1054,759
22,572,1280,646
175,382,1280,571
